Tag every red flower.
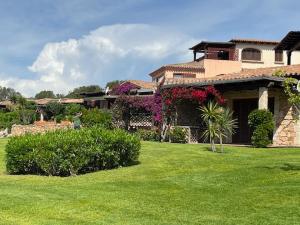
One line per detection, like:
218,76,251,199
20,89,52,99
165,99,172,105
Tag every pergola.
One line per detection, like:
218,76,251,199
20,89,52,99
275,31,300,65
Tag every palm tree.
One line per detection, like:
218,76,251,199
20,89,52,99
199,101,221,152
217,107,237,153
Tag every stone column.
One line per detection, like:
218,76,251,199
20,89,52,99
40,112,44,121
258,87,268,110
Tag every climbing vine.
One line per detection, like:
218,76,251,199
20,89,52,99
273,69,300,114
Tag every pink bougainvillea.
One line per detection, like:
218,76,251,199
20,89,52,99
114,84,224,126
161,86,225,121
111,82,138,95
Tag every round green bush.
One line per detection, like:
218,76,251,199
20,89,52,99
248,109,274,148
6,127,140,176
251,126,272,148
136,129,160,141
169,127,188,143
81,108,112,129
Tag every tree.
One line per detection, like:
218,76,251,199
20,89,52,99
200,101,237,153
66,85,102,98
35,90,56,99
106,80,123,89
44,102,65,120
217,107,237,153
0,86,21,101
199,101,221,152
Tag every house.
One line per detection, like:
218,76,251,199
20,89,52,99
82,80,156,109
150,34,300,82
0,100,13,110
33,98,84,121
153,31,300,146
81,80,156,129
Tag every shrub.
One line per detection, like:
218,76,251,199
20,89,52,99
6,127,140,176
137,129,159,141
65,104,84,117
0,111,20,130
19,109,37,125
169,126,188,143
44,102,66,120
251,126,272,148
248,109,274,148
81,108,112,129
55,114,65,123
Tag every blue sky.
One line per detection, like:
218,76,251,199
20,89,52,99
0,0,299,96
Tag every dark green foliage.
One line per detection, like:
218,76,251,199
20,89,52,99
44,102,66,120
137,129,160,141
35,90,56,99
23,100,37,111
0,86,21,101
19,109,36,125
5,127,140,176
248,109,275,148
66,85,102,98
0,111,20,130
81,108,112,129
251,126,272,148
106,80,123,89
65,103,84,117
169,126,187,143
55,114,65,123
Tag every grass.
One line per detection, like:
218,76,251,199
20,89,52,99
0,139,299,225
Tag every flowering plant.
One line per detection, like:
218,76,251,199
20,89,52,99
161,86,225,122
111,82,138,95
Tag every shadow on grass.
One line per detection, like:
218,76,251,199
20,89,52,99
280,163,300,171
258,163,300,171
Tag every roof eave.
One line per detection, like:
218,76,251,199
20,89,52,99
161,76,285,89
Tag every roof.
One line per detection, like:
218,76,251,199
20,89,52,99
59,98,84,104
275,31,300,50
0,100,13,106
189,41,235,51
149,61,205,77
230,38,279,45
34,98,83,105
163,64,300,87
124,80,156,89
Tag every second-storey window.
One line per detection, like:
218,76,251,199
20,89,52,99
173,73,196,78
241,48,261,61
275,50,283,62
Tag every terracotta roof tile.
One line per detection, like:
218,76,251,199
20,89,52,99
59,98,84,104
124,80,156,89
230,38,279,45
150,61,204,77
163,64,300,86
34,98,83,105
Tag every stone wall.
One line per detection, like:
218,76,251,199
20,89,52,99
11,121,73,136
272,93,298,146
224,88,300,146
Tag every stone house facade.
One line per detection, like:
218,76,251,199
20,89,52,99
153,31,300,146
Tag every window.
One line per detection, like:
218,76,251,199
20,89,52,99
275,50,283,62
217,50,229,60
173,74,183,78
173,73,196,78
241,48,261,61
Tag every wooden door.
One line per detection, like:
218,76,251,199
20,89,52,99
232,99,258,144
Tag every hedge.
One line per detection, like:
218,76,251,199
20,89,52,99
5,127,140,176
248,109,274,148
136,129,160,141
169,127,188,143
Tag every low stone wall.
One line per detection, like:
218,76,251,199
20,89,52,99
11,121,73,136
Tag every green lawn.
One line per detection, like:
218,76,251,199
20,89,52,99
0,139,299,225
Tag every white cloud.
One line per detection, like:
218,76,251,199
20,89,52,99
0,24,196,97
